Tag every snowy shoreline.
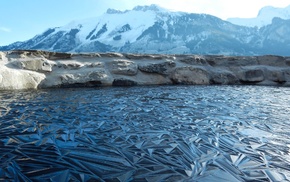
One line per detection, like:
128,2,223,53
0,50,290,90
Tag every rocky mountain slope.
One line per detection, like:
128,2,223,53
1,50,290,90
1,4,290,56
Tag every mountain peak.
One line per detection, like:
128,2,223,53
227,4,290,28
133,4,168,12
257,6,276,16
106,8,125,14
106,4,168,15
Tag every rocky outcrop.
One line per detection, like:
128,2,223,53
1,50,290,90
211,71,238,85
171,67,210,85
0,66,45,90
240,69,265,83
58,69,111,87
266,69,286,83
109,60,138,75
138,61,176,75
12,59,52,72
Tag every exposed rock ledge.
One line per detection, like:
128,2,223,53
1,50,290,90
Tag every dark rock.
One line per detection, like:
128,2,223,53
266,69,286,83
240,69,265,83
90,24,107,40
113,78,137,86
58,81,102,88
257,55,286,67
138,61,176,75
125,54,165,60
99,52,124,58
48,52,72,60
206,56,258,67
73,53,101,58
171,67,210,85
284,58,290,66
113,35,122,41
179,56,208,65
211,71,238,84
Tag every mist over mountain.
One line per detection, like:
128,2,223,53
1,4,290,56
227,5,290,28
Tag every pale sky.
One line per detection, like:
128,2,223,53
0,0,289,46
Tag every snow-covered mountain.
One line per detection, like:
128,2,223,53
1,4,290,56
227,5,290,28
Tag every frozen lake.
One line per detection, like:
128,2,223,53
1,85,290,181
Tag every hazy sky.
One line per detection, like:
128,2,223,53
1,0,289,46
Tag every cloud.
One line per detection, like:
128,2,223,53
0,27,11,32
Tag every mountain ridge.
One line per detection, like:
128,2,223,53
1,4,290,56
227,4,290,28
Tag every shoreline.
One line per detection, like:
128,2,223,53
1,50,290,90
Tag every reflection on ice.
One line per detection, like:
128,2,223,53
0,85,290,181
240,128,273,138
